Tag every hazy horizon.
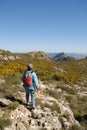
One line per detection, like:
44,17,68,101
0,48,87,56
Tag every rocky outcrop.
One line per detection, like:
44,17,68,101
28,51,51,60
53,52,75,62
2,102,80,130
0,98,11,107
0,49,21,61
0,81,81,130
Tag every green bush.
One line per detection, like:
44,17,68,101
0,109,11,130
68,125,84,130
8,101,19,110
5,75,21,85
65,95,87,118
44,89,62,100
44,100,60,113
0,118,11,130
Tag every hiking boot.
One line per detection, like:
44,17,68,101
24,103,29,106
31,106,35,110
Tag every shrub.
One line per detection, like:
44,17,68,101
68,125,84,130
44,100,60,113
8,101,19,110
0,109,11,130
5,75,21,85
0,118,11,130
36,98,44,108
53,71,64,81
65,95,87,118
44,89,62,100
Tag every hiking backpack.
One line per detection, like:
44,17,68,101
24,71,33,86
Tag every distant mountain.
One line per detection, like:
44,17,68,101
0,49,87,61
47,53,58,58
53,52,75,62
47,52,87,59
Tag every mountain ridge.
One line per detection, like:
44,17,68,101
47,52,87,59
0,49,87,59
52,52,75,62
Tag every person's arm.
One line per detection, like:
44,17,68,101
32,72,38,89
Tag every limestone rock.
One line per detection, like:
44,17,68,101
0,98,11,107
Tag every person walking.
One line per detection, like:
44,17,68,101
21,63,38,109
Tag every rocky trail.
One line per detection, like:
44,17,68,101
1,81,85,130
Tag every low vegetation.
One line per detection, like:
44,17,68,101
0,51,87,129
0,56,87,84
8,101,19,110
0,109,11,130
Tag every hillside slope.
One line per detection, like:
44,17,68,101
0,50,87,130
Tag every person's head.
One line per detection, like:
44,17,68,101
27,63,33,71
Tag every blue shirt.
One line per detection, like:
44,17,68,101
21,70,38,90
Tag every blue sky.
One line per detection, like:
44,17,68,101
0,0,87,53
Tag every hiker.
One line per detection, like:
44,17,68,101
21,63,38,109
